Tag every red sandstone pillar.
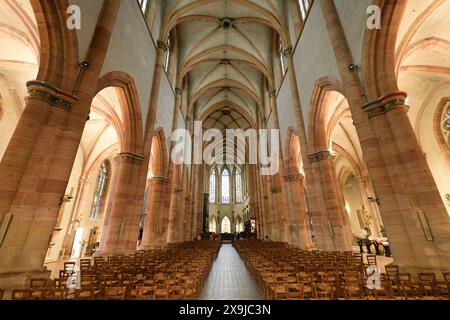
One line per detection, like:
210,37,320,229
99,153,144,255
320,0,450,271
307,151,353,251
0,0,121,284
283,173,314,249
140,176,169,248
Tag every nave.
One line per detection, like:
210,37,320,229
0,0,450,303
1,239,450,300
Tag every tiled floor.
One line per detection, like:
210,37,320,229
200,244,263,300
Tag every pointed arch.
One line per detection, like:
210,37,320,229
209,167,217,203
221,215,231,234
221,166,231,204
150,128,169,178
308,77,345,153
96,72,144,155
285,127,303,176
362,0,407,100
31,0,79,91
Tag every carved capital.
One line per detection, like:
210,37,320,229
269,90,277,97
157,40,168,51
175,87,183,95
283,173,303,182
307,150,336,164
271,186,281,193
362,91,409,118
26,80,78,110
283,45,293,57
150,176,169,185
116,152,144,164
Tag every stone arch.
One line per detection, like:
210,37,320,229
31,0,79,91
308,77,345,153
150,128,169,178
221,215,231,234
96,72,144,155
285,127,303,176
362,0,407,100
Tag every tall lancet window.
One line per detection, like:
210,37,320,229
279,40,286,76
138,0,148,14
90,160,109,220
298,0,309,20
209,170,216,204
235,170,243,203
221,168,230,204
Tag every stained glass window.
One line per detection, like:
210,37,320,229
89,161,109,220
209,170,216,203
221,168,230,204
442,105,450,149
164,37,171,72
235,170,242,203
298,0,310,20
279,40,286,76
138,0,148,14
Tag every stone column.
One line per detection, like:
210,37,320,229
362,92,450,270
283,173,314,248
268,90,290,243
320,0,450,271
167,166,183,243
166,87,183,243
307,151,353,251
140,176,169,248
356,175,382,238
0,0,121,287
96,156,121,254
98,153,144,255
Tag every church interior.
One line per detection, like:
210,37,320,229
0,0,450,301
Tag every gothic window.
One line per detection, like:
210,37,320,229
164,36,171,72
138,0,149,14
221,216,231,234
209,170,216,203
279,40,286,77
443,104,450,150
298,0,310,20
221,168,230,204
235,170,243,203
89,161,109,220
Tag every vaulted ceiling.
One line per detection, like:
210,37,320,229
163,0,288,127
162,0,289,163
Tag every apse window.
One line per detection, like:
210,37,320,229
235,170,243,203
209,170,216,204
221,168,230,204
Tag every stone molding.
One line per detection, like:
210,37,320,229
26,80,78,110
307,150,335,164
362,91,409,118
116,152,144,164
283,173,303,182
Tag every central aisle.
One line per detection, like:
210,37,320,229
200,244,263,300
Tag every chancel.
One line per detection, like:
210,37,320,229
0,0,449,302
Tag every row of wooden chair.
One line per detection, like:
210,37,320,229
234,240,450,300
4,240,220,300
